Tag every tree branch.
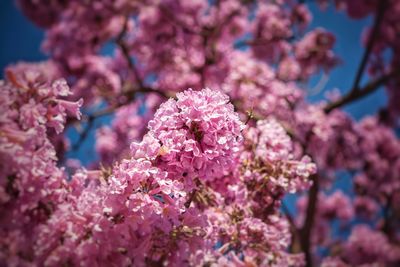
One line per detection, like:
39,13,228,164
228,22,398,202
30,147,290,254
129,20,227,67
116,17,144,88
300,174,319,267
351,0,388,93
324,70,396,113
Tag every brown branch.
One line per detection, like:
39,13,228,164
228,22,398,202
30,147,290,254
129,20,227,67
324,71,396,113
300,174,319,267
234,38,271,49
116,17,144,88
351,0,388,93
184,190,197,208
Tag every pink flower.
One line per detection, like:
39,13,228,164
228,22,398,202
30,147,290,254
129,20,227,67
133,88,244,184
55,98,84,120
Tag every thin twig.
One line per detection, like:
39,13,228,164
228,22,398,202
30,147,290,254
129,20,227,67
351,0,388,93
116,17,144,88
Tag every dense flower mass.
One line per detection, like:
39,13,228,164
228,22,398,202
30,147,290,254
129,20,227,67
0,88,313,266
1,0,400,266
240,118,316,215
34,160,207,266
132,88,244,184
0,62,82,265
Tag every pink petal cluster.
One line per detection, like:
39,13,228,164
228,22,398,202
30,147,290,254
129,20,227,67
241,118,316,215
220,51,304,119
354,117,400,202
132,88,245,185
196,210,304,267
34,161,207,266
294,106,361,172
0,62,82,265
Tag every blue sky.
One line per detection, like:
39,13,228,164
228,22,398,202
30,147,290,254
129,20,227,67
0,1,44,72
